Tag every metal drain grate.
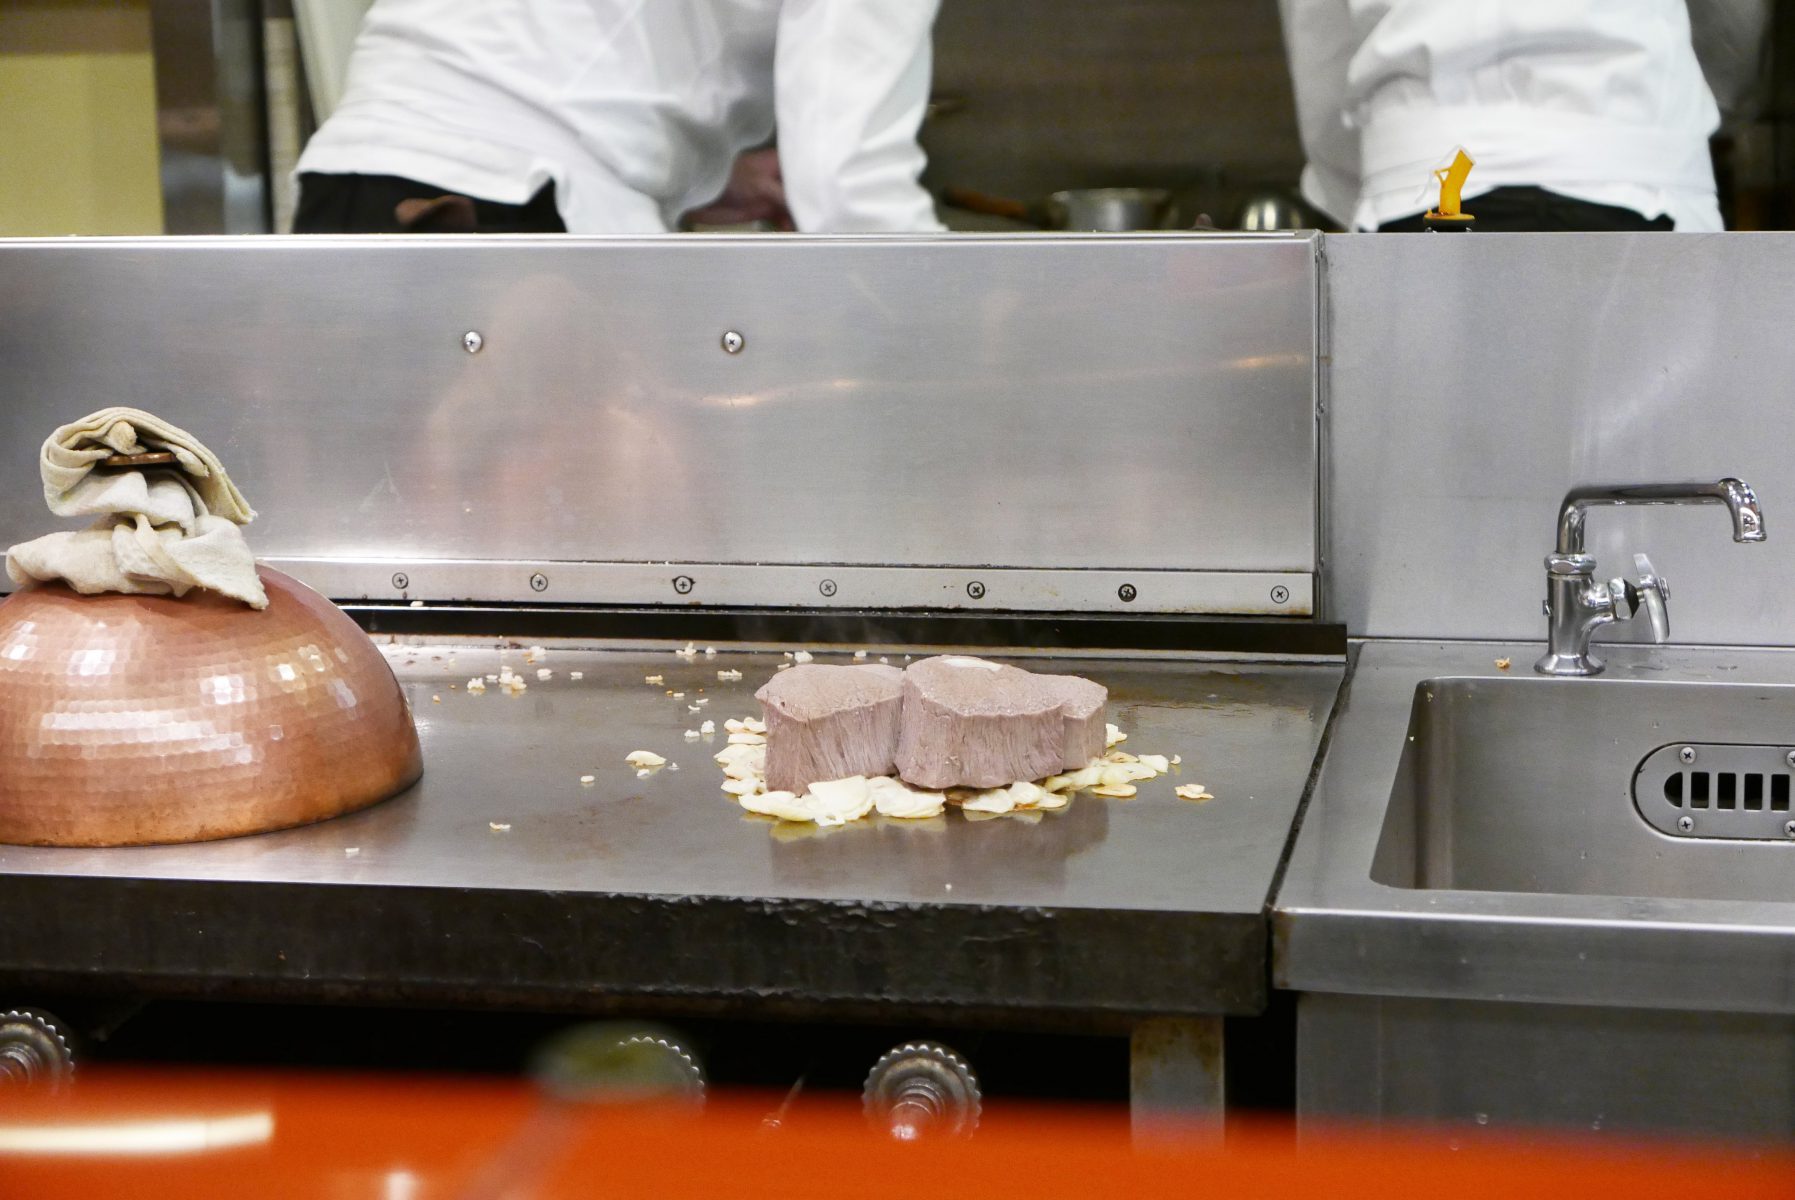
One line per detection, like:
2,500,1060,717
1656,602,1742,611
1634,743,1795,840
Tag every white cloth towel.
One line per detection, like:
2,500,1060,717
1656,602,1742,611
5,408,267,609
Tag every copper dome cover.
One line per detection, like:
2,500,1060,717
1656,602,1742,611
0,568,422,846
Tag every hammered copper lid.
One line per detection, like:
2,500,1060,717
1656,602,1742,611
0,567,421,846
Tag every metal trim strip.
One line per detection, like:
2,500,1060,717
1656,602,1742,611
267,558,1315,616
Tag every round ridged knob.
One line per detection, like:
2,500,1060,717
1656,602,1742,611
0,1010,73,1092
863,1041,981,1139
528,1023,705,1105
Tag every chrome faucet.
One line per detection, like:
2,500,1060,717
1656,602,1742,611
1536,479,1765,677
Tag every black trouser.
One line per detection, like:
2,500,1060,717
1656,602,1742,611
1378,185,1676,232
293,172,567,234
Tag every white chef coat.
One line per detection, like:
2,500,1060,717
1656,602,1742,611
296,0,944,233
1279,0,1724,231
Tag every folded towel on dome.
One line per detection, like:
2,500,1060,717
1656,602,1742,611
5,407,266,609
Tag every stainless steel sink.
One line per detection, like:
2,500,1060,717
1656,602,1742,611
1276,640,1795,1014
1369,675,1795,902
1277,641,1795,1139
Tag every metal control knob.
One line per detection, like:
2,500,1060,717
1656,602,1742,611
0,1009,74,1093
863,1041,981,1140
1631,553,1670,642
527,1022,705,1106
1604,554,1671,643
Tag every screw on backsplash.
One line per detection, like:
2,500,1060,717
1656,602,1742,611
1677,815,1695,834
1117,584,1137,603
721,331,745,354
965,581,986,600
819,579,838,598
391,573,409,591
672,575,695,596
1679,746,1697,765
1270,585,1291,604
529,573,549,593
462,331,484,354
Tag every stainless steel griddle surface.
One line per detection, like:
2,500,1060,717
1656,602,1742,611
0,642,1341,1019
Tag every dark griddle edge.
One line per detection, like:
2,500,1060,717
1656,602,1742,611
0,876,1266,1026
347,604,1346,658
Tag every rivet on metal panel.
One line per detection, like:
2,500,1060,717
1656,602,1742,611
1270,585,1290,604
672,575,695,596
720,331,745,354
818,579,838,598
1677,815,1695,833
462,331,484,354
965,581,986,600
1117,584,1137,603
391,572,409,590
529,573,549,593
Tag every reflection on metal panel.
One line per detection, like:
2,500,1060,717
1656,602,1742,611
1325,232,1795,644
0,234,1317,613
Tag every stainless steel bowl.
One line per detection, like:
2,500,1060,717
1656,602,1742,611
1046,188,1177,232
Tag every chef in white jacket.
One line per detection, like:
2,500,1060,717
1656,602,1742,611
294,0,944,234
1278,0,1725,231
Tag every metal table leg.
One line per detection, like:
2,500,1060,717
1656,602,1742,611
1130,1016,1224,1140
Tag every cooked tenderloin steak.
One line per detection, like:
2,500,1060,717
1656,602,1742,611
756,664,905,793
1046,672,1108,769
896,655,1110,790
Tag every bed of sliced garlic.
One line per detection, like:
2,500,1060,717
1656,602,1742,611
714,716,1194,826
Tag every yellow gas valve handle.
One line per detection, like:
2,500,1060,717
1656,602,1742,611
1425,148,1476,224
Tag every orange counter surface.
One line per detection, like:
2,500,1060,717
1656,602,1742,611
0,1071,1789,1200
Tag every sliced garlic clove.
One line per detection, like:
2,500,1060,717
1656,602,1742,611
1007,781,1046,809
869,776,947,819
804,775,875,823
961,787,1017,814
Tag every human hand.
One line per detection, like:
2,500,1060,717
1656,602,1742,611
683,147,794,230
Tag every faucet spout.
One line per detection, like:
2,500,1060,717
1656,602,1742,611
1554,478,1765,555
1538,477,1765,676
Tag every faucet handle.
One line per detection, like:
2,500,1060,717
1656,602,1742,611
1627,553,1671,643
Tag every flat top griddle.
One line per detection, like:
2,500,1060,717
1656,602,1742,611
0,641,1341,1021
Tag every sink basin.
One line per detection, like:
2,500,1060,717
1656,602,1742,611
1276,641,1795,1015
1370,676,1795,902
